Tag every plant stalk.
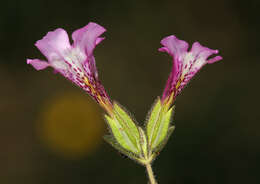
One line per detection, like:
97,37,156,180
145,163,157,184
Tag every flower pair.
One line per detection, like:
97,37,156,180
27,22,223,168
27,22,222,112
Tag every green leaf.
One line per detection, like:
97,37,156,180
153,107,174,148
146,98,162,146
146,98,174,151
104,103,141,155
138,127,148,157
103,135,130,155
112,103,141,153
103,135,139,159
105,115,139,154
104,134,148,165
153,126,175,154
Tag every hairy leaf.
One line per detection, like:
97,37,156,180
105,115,139,154
146,98,174,151
113,103,141,153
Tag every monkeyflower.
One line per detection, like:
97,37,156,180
142,37,223,182
159,35,222,104
27,22,113,113
27,24,222,184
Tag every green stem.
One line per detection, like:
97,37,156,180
145,163,157,184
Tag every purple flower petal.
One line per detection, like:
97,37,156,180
71,22,106,82
159,35,189,60
208,56,223,64
72,22,106,56
27,59,50,70
27,23,112,112
190,42,218,61
160,35,222,102
35,28,71,62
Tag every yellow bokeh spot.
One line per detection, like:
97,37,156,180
37,92,105,159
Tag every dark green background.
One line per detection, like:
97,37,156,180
1,0,259,183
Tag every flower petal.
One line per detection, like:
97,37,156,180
27,59,50,70
27,23,112,111
72,22,106,56
159,35,189,59
190,42,219,61
188,42,222,73
35,28,71,61
160,35,222,102
208,56,223,64
160,35,189,101
96,37,105,45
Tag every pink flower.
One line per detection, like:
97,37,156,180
27,22,112,113
159,35,222,103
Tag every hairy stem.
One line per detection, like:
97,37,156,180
145,163,157,184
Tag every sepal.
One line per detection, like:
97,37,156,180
153,126,175,154
104,102,141,155
104,99,174,165
146,98,174,153
138,127,148,158
103,135,142,162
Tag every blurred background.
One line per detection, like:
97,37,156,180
0,0,259,183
